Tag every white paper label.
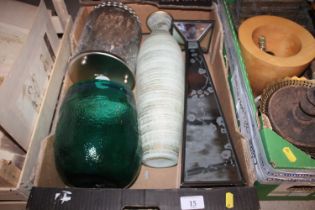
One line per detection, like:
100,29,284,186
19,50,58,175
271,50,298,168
180,196,205,210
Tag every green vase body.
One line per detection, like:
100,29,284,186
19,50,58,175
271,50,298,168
54,80,141,188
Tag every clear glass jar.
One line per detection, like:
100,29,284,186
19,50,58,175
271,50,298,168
68,2,142,89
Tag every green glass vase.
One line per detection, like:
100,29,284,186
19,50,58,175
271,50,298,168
54,80,141,188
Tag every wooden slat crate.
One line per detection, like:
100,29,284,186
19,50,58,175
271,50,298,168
0,0,71,201
0,0,60,151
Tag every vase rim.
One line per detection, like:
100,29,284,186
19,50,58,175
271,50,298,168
68,51,136,89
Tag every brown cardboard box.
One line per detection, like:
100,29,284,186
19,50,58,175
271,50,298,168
34,3,253,191
1,1,259,209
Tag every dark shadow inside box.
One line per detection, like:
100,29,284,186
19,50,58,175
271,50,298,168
227,0,315,35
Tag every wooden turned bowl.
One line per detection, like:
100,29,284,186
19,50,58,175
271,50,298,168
238,15,315,96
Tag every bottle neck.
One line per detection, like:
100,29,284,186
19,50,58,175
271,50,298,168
147,11,172,34
150,23,171,32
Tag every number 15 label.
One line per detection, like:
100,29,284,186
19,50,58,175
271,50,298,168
180,195,205,210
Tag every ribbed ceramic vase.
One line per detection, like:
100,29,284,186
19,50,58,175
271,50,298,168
54,80,142,188
136,11,185,168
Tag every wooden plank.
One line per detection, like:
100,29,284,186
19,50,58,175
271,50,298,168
51,16,64,34
0,0,60,150
52,0,71,29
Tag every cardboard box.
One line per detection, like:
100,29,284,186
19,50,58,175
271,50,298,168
31,1,260,208
220,0,315,200
0,0,260,208
35,2,247,187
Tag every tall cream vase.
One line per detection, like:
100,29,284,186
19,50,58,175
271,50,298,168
136,11,185,168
